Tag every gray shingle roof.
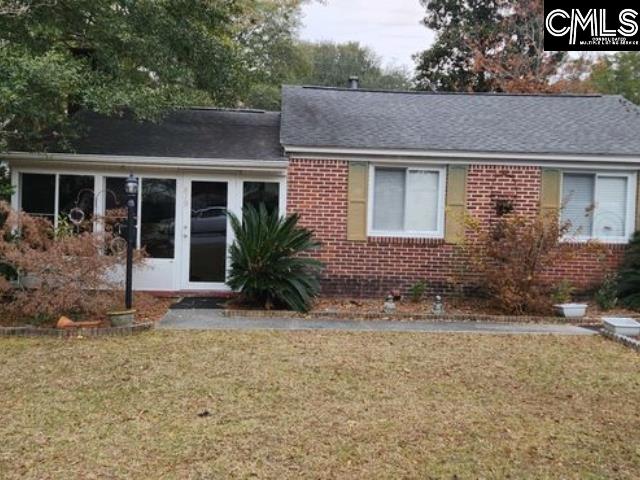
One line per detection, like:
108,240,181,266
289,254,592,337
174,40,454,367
280,86,640,156
72,108,283,160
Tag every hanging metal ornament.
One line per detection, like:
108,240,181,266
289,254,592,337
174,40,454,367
68,207,85,226
110,236,127,255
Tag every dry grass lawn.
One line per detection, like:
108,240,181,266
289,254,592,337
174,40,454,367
0,331,639,479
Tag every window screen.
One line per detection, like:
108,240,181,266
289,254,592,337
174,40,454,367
594,176,627,238
562,174,594,236
373,168,405,231
406,170,439,231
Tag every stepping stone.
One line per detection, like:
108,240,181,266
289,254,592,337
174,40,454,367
603,317,640,336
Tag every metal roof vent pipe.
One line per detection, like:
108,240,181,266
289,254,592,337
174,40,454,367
348,76,359,89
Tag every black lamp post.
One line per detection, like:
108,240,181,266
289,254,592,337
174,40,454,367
124,174,138,310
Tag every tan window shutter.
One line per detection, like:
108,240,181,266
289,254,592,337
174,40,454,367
540,169,561,218
347,162,369,241
444,165,468,244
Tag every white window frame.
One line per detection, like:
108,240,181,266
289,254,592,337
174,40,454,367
18,171,99,230
560,170,637,244
367,164,446,239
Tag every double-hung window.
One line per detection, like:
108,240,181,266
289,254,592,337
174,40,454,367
561,172,636,242
369,166,445,238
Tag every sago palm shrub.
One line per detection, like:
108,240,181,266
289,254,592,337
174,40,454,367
618,231,640,309
227,205,323,312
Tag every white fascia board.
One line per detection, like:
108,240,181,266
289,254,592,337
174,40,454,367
282,145,640,169
2,152,289,172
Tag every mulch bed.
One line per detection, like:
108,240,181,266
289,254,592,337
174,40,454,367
223,296,640,325
0,292,175,329
311,296,640,319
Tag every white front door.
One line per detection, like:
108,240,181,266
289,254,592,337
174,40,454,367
181,176,240,291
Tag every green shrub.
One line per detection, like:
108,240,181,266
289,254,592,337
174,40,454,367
227,205,324,312
551,280,575,304
595,273,618,311
618,231,640,309
408,280,427,303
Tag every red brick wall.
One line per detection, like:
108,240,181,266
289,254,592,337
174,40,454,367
287,158,625,297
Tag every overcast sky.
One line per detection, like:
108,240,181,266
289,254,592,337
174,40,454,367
299,0,435,71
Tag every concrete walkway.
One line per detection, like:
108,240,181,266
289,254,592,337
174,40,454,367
158,309,596,335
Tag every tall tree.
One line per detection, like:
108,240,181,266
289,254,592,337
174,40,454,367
0,0,304,151
590,52,640,105
296,41,411,90
415,0,579,93
414,0,502,92
240,1,311,110
469,0,571,93
244,40,412,110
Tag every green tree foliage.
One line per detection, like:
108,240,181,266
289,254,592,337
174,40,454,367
0,164,12,202
245,41,412,110
295,41,411,90
0,0,305,151
617,231,640,310
590,52,640,105
227,205,323,312
239,0,311,110
414,0,502,92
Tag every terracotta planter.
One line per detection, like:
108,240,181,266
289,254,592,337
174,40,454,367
107,309,136,327
56,316,102,329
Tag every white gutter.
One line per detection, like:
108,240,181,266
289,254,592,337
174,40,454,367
282,145,640,167
2,152,288,173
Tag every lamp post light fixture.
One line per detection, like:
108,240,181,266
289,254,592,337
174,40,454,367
124,174,138,310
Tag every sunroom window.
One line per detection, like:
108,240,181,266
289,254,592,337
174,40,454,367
370,166,444,237
243,181,280,215
20,173,95,229
103,176,177,259
20,173,56,222
141,178,176,259
59,175,95,231
561,172,633,241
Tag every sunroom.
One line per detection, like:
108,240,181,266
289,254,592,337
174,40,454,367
4,108,287,292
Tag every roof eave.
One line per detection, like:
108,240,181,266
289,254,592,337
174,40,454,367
2,151,288,172
282,145,640,166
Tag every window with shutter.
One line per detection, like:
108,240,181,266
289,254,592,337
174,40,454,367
561,171,636,242
369,165,445,238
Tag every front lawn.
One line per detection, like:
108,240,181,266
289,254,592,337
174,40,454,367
1,332,638,478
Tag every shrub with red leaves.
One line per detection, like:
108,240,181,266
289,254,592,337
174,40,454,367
0,202,144,322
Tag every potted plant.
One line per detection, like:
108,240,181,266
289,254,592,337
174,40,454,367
107,309,136,327
552,280,587,318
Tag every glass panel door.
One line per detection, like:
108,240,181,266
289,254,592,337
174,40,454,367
189,181,228,283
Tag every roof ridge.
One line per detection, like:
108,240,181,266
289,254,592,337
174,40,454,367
288,84,603,99
184,107,279,114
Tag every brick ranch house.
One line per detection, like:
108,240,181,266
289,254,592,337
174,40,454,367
4,84,640,296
